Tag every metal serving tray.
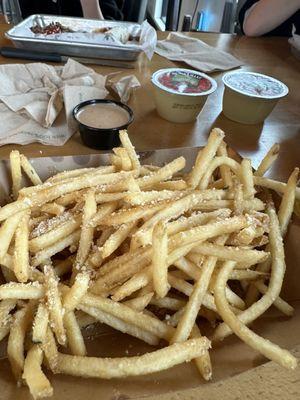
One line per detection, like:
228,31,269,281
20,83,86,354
5,14,143,61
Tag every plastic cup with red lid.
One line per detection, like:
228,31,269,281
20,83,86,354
151,68,217,123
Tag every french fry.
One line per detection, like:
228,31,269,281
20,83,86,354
0,211,25,261
240,158,255,199
169,215,248,249
44,265,66,346
113,147,133,171
79,304,159,345
41,202,65,216
32,302,49,344
246,168,298,308
191,324,212,381
23,344,53,399
100,220,137,259
213,201,293,341
253,175,300,200
10,150,22,200
111,266,152,302
190,242,269,266
0,283,44,300
13,210,30,283
7,301,35,380
123,292,153,311
75,190,97,269
217,141,233,188
91,247,152,295
55,337,210,378
63,272,90,312
64,311,87,356
171,236,227,344
0,171,136,223
199,156,240,190
214,260,297,369
277,167,299,236
152,221,169,298
254,281,294,317
136,157,186,189
80,293,174,340
119,130,140,173
32,230,80,267
42,327,58,372
0,299,16,341
20,154,43,186
255,143,280,177
188,128,224,188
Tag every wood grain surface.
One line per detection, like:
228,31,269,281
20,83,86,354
0,25,298,182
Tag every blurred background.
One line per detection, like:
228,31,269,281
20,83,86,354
0,0,247,33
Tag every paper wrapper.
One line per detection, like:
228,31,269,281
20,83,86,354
0,59,108,146
0,147,299,399
155,32,242,73
106,73,141,103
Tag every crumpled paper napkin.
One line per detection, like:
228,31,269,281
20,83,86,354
155,32,242,73
0,59,142,146
106,73,141,103
0,58,108,146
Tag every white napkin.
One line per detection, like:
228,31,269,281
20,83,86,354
155,32,242,73
289,26,300,59
0,59,108,146
106,73,141,103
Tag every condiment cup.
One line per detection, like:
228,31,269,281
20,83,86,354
73,99,134,150
222,71,289,125
151,68,217,123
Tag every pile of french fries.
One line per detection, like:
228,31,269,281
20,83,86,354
0,128,298,399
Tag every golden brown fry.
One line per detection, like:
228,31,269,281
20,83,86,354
55,337,210,378
188,128,224,188
152,221,169,298
64,311,87,356
214,260,297,369
44,265,66,346
75,190,97,269
32,302,49,344
10,150,22,200
23,344,53,399
13,210,30,283
255,143,280,177
119,130,140,173
7,301,35,380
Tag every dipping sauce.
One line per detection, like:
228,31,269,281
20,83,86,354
223,72,287,98
76,102,130,129
155,69,213,94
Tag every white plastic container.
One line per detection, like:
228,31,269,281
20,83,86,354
222,71,289,125
151,68,217,123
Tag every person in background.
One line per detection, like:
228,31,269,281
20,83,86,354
239,0,300,36
18,0,124,20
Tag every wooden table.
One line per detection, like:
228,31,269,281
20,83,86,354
0,25,299,181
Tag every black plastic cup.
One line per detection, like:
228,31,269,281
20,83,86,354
73,99,134,150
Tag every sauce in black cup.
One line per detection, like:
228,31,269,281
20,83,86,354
73,99,134,150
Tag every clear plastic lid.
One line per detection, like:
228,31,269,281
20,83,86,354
223,71,289,99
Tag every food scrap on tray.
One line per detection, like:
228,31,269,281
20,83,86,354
0,128,298,399
30,21,139,44
30,22,74,35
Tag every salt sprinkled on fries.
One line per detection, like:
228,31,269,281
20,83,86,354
0,128,297,399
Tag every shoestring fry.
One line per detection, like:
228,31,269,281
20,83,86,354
0,128,298,399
